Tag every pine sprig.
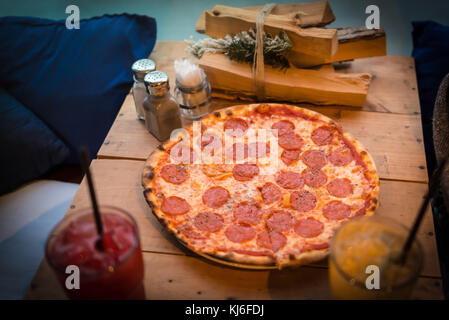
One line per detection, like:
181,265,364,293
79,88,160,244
186,30,293,69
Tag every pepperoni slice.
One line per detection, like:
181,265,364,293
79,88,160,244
278,132,304,150
275,171,304,189
227,143,248,161
354,207,366,217
161,196,190,215
224,118,249,137
322,201,351,220
256,230,286,252
170,144,197,164
179,224,204,239
329,147,353,167
232,164,259,181
290,190,317,212
354,199,371,217
272,120,295,136
225,224,256,243
267,211,292,233
260,182,281,204
281,150,301,165
200,134,215,148
270,231,287,252
248,142,270,158
202,186,230,208
256,231,272,249
311,126,334,146
302,150,327,169
302,168,327,188
327,178,353,198
193,212,224,233
234,202,261,225
199,134,222,151
160,164,188,184
294,218,324,238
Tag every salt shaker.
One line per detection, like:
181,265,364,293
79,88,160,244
174,59,211,127
131,59,156,120
143,71,182,141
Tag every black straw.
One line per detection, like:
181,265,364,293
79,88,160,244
80,147,104,248
399,156,448,264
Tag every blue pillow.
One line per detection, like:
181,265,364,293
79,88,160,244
412,21,449,174
0,87,70,195
0,14,157,163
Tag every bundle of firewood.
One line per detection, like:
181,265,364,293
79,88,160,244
192,1,386,107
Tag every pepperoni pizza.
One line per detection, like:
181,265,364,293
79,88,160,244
142,103,379,268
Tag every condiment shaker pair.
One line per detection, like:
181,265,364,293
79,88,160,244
132,59,181,141
131,58,211,142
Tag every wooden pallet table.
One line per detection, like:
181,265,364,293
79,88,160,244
25,41,443,299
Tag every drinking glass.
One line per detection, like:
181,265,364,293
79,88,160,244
329,215,422,299
45,206,144,300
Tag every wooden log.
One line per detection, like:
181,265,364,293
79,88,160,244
195,1,336,33
290,27,387,67
204,5,338,59
199,53,371,107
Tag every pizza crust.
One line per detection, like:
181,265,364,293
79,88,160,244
142,103,380,269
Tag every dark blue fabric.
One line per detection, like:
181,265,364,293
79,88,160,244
412,21,449,174
0,87,70,194
0,14,157,163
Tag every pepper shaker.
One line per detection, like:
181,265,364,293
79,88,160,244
143,71,182,141
131,59,156,120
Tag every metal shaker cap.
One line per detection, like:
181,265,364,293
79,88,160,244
132,59,156,81
144,71,170,95
144,71,169,87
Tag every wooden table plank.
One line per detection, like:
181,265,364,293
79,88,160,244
60,159,440,278
98,95,428,182
337,56,420,114
25,252,443,300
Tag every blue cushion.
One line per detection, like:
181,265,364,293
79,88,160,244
0,87,70,194
412,21,449,174
0,14,157,163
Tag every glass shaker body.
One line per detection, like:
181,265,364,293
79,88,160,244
131,59,156,120
132,78,147,120
143,71,182,142
174,72,211,127
143,92,181,141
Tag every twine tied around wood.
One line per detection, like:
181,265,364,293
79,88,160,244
252,3,276,101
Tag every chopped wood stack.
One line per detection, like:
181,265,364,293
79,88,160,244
194,1,387,107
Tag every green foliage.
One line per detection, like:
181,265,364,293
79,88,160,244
187,30,293,69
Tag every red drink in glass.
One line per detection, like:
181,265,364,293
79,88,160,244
45,206,144,299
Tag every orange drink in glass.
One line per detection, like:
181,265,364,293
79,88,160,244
329,215,422,299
